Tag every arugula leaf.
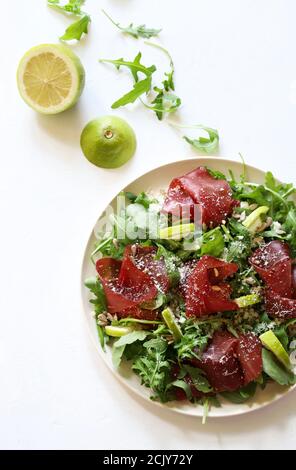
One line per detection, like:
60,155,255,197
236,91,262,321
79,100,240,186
100,53,156,82
84,277,107,349
206,168,227,180
169,380,192,399
221,382,257,403
134,192,156,209
144,42,181,120
183,365,213,393
112,330,150,368
283,207,296,256
60,14,91,41
200,227,224,257
183,126,219,153
112,77,152,109
84,277,107,314
132,337,171,401
102,10,161,39
48,1,91,41
48,0,85,15
262,348,296,386
155,244,181,286
100,53,156,108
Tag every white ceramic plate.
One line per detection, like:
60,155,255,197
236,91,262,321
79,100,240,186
81,157,295,418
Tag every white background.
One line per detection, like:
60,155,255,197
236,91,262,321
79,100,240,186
1,0,295,450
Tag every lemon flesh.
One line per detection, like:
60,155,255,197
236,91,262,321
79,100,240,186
260,330,291,370
17,44,85,114
80,116,137,169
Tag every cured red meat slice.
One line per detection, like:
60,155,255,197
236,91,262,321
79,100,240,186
163,166,236,227
236,333,262,385
265,290,296,320
96,245,169,318
193,331,262,392
196,332,244,392
122,245,170,294
292,265,296,298
249,241,292,298
250,241,296,319
184,256,238,317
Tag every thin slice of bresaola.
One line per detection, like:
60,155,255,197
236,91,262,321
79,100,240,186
96,245,169,318
193,331,245,392
249,240,292,298
192,331,262,392
162,166,236,227
236,333,263,385
250,241,296,319
184,255,238,317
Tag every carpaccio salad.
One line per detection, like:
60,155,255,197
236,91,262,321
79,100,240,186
85,165,296,419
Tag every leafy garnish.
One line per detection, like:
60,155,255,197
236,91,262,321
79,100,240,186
262,349,296,386
48,0,91,41
112,330,151,368
99,53,156,109
60,14,91,41
48,0,85,15
155,244,181,286
221,382,257,403
200,227,224,257
143,42,181,120
84,277,107,349
169,123,219,153
132,337,171,401
102,9,161,39
183,365,213,393
84,277,107,315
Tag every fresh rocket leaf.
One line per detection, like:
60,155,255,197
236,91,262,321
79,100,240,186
48,1,91,41
132,337,171,401
102,10,161,39
112,78,152,109
100,53,156,109
134,192,156,209
200,227,224,257
221,382,257,403
144,42,181,120
262,349,296,386
60,14,91,41
84,277,107,314
84,277,107,349
100,53,156,82
169,380,192,399
183,126,219,153
112,330,151,368
183,365,213,393
155,244,181,287
48,0,85,15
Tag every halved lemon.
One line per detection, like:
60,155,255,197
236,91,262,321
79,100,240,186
17,44,85,114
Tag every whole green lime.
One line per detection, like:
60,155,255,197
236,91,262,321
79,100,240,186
80,116,137,169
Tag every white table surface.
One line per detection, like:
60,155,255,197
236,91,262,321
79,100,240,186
1,0,295,450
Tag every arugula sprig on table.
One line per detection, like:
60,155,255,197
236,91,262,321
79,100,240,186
142,42,181,120
102,9,161,39
99,53,156,109
169,123,219,153
100,46,181,119
48,0,91,41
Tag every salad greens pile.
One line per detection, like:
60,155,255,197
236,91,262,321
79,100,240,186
85,167,296,418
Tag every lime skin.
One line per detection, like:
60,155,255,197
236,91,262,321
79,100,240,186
80,116,137,169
